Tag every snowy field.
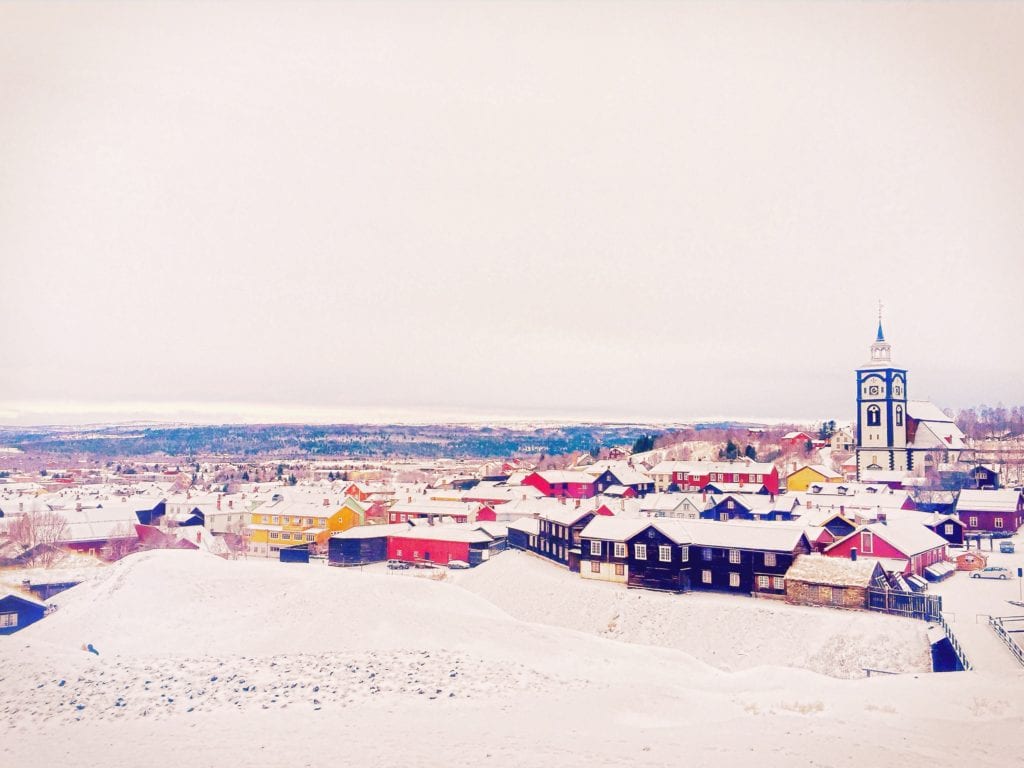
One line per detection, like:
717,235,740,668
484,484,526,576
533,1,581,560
2,550,1023,767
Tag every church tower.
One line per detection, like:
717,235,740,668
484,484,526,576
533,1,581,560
855,312,908,479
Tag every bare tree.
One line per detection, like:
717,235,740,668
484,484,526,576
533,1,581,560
2,511,69,567
100,522,138,562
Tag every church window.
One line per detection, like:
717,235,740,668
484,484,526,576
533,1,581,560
867,405,881,427
895,406,903,426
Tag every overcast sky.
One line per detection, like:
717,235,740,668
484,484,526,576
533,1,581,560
1,2,1022,427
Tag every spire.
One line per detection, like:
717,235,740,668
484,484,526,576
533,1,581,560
876,300,885,342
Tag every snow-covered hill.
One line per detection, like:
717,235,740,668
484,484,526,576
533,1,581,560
2,550,1022,767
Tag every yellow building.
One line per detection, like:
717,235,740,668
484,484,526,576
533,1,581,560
785,464,843,492
246,497,367,557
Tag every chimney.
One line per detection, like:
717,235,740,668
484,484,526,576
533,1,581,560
197,530,202,542
850,547,858,561
76,502,82,512
323,498,329,506
575,499,581,508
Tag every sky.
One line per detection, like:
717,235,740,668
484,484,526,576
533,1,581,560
1,1,1022,427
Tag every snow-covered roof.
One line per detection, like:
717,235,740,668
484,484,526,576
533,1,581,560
906,400,954,423
828,522,947,557
580,517,651,542
788,465,842,480
506,517,539,535
533,470,597,485
785,554,881,587
955,489,1023,513
389,526,493,544
331,523,413,539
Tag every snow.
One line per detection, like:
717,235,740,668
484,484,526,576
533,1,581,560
1,549,1023,767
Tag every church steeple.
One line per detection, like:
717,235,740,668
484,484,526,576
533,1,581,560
869,301,891,364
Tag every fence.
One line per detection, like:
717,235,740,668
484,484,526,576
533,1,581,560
867,587,943,622
936,613,971,671
988,615,1024,668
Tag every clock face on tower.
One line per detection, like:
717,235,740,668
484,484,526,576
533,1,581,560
868,385,880,396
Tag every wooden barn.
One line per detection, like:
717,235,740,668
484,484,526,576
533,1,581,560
328,523,414,566
784,554,886,611
387,526,496,567
0,592,47,635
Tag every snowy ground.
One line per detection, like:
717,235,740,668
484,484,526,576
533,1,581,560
448,550,931,678
2,550,1023,767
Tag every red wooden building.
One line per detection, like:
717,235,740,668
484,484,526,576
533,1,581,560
387,527,495,566
824,522,948,576
651,461,780,496
954,489,1024,534
522,470,598,499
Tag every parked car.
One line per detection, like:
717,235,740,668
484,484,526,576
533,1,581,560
386,559,410,570
446,560,470,569
999,541,1015,554
971,566,1012,580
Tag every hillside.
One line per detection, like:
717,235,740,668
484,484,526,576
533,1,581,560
1,551,1022,767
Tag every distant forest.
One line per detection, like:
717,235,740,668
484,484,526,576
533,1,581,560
954,404,1024,440
0,422,718,461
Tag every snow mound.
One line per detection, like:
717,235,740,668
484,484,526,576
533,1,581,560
452,549,931,678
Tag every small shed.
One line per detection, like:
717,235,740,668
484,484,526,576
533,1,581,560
953,550,988,572
784,555,885,611
0,592,47,635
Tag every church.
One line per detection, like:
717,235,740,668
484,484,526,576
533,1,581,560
855,319,965,480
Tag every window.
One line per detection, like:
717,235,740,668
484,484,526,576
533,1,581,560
727,500,735,510
757,575,770,590
995,518,1004,529
944,524,954,535
614,542,626,558
590,540,602,556
306,533,315,542
895,405,903,427
634,543,647,560
305,517,314,525
614,563,625,576
281,532,290,540
272,516,279,524
396,548,403,557
702,547,713,561
680,546,689,562
590,561,601,574
732,474,739,483
764,552,776,567
702,570,712,584
867,405,881,427
729,573,740,588
318,518,326,526
728,549,741,564
860,531,873,554
270,531,279,539
0,613,16,628
969,516,978,528
659,545,671,562
818,586,833,603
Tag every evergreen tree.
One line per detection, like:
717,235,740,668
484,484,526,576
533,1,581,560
744,444,757,460
724,439,739,461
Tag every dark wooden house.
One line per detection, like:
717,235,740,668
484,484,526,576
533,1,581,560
0,593,47,635
328,522,413,566
622,519,811,596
